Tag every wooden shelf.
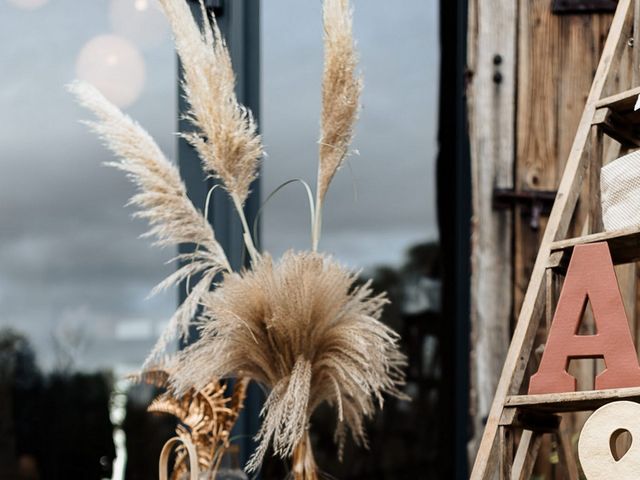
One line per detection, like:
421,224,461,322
547,226,640,269
506,387,640,413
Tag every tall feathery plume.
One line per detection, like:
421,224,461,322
71,0,407,477
312,0,362,251
170,252,407,475
157,0,263,262
68,81,231,365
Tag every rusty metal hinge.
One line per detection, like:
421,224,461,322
493,188,557,231
552,0,617,14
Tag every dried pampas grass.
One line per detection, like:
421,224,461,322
313,0,362,251
157,0,263,263
158,0,263,205
170,251,407,472
73,0,407,476
69,81,231,365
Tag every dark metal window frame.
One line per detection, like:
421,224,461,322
438,0,471,477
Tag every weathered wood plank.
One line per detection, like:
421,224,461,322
506,386,640,412
589,126,604,234
512,4,588,473
511,430,542,480
513,0,559,321
499,426,513,480
596,85,640,109
551,226,640,249
548,226,640,268
514,2,612,318
467,0,517,461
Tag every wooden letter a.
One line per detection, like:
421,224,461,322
528,242,640,395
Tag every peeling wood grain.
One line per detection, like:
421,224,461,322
467,0,517,464
514,6,614,476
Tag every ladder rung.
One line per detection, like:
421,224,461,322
596,85,640,113
506,386,640,413
548,226,640,269
594,87,640,146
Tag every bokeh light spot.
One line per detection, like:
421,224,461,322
134,0,148,11
75,34,146,108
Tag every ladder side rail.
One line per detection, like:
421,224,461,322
510,430,541,480
470,1,634,477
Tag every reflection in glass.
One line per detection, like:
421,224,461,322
7,0,48,11
109,0,169,50
0,329,115,479
1,1,176,477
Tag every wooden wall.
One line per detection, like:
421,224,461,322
467,0,517,460
514,3,613,324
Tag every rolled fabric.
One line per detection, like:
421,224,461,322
601,150,640,231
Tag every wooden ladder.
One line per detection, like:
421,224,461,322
471,0,640,478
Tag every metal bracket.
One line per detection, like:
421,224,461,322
493,188,557,231
552,0,617,14
189,0,224,15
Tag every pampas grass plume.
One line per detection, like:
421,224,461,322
313,0,362,250
72,0,407,475
170,252,407,471
69,80,231,365
158,0,263,206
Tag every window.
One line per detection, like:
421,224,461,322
0,1,465,478
0,1,176,477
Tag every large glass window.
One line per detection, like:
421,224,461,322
0,1,176,478
0,0,175,377
0,1,445,478
262,1,439,265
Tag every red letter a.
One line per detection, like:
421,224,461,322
528,242,640,395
